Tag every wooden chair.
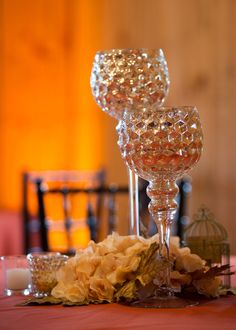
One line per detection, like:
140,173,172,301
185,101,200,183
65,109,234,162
175,177,192,244
22,171,190,254
22,170,105,253
22,170,129,254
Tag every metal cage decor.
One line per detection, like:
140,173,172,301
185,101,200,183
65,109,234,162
184,206,230,288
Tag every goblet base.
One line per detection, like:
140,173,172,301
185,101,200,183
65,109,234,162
126,295,198,308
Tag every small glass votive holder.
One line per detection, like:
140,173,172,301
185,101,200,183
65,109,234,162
27,252,68,297
0,255,31,296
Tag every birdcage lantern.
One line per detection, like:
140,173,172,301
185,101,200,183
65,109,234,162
184,206,230,288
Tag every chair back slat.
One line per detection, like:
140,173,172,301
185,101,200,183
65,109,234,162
86,201,97,242
35,178,48,252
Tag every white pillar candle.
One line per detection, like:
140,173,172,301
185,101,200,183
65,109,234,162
6,268,31,290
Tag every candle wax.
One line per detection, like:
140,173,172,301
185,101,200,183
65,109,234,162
6,268,31,290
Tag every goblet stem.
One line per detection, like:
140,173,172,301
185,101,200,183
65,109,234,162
130,175,198,308
146,178,179,287
128,169,140,236
134,173,140,236
154,218,172,288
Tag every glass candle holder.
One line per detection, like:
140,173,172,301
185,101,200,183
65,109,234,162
27,252,68,297
117,105,203,308
0,255,31,296
90,48,170,236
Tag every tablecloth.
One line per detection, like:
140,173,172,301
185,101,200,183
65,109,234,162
0,255,235,330
0,294,236,330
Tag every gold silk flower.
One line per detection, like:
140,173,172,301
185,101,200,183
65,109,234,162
89,277,114,302
193,277,222,298
51,233,227,304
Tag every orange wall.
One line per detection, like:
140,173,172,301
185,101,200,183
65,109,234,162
0,0,106,210
1,0,236,254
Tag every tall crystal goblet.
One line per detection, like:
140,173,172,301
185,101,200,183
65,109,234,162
117,106,203,308
90,48,170,235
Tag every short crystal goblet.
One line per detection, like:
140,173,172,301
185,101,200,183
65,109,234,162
90,48,170,235
117,106,203,308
